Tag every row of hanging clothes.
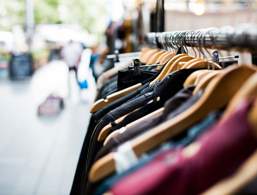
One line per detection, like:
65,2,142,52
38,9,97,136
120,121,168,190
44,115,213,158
71,26,257,195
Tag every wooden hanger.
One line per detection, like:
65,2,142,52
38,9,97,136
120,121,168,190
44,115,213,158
97,107,141,142
167,57,220,78
159,51,176,65
155,51,169,64
97,60,221,139
97,54,195,139
89,65,256,182
150,53,192,85
90,83,142,113
97,59,220,140
166,55,195,73
150,51,176,73
99,107,164,143
91,53,188,113
98,124,113,142
193,71,214,85
99,70,224,148
202,72,257,195
139,48,155,63
141,49,160,64
146,50,166,65
181,60,222,88
185,60,222,70
193,71,221,94
98,69,214,142
151,54,194,84
106,70,218,142
97,114,128,142
91,48,163,113
223,71,257,118
149,53,188,85
139,47,151,62
105,107,257,195
184,70,213,87
183,59,222,88
249,98,257,136
103,130,121,146
179,58,201,69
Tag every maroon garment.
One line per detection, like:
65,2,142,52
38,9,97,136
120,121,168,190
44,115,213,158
111,100,257,195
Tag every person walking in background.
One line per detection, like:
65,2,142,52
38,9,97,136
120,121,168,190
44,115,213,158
61,40,84,79
61,40,83,99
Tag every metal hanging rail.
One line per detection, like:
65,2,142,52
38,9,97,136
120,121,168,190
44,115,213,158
145,25,257,52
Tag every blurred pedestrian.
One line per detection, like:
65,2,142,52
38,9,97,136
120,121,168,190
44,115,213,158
61,40,83,98
61,40,83,78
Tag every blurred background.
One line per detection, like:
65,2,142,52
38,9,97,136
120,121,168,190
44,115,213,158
0,0,256,195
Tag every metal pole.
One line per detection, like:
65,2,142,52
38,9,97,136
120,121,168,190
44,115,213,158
156,0,165,32
145,26,257,52
25,0,34,50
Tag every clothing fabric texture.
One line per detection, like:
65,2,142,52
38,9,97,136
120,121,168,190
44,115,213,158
95,86,196,160
98,66,159,98
71,57,242,195
110,100,257,195
117,68,159,90
105,100,163,134
94,111,220,195
71,83,150,195
82,69,200,195
98,75,118,98
86,69,199,172
96,61,130,90
71,81,149,195
163,90,202,120
93,83,150,121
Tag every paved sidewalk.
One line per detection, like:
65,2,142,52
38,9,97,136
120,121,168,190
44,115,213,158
0,61,92,195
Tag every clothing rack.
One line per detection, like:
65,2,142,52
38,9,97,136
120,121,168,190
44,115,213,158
145,26,257,52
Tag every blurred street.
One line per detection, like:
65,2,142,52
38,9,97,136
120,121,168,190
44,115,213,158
0,61,91,195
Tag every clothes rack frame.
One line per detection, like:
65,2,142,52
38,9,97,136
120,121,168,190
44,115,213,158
145,26,257,52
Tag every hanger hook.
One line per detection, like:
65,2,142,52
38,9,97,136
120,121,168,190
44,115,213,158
177,31,181,49
168,32,173,51
172,32,177,52
163,33,168,50
190,30,197,57
174,32,178,51
161,33,165,50
200,30,206,58
163,33,166,50
163,33,167,50
183,31,189,54
169,33,174,52
178,31,184,52
169,32,172,50
173,32,178,51
204,29,213,59
197,30,205,58
194,31,200,58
